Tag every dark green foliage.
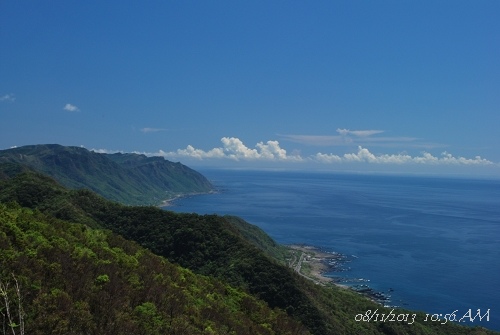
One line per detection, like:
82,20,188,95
0,203,308,334
0,171,98,228
53,191,332,333
0,162,33,180
0,144,213,205
224,215,290,262
1,172,498,335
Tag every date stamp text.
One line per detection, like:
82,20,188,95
355,308,490,325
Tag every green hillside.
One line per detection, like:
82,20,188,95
0,144,213,205
223,215,290,262
1,171,496,335
0,203,306,334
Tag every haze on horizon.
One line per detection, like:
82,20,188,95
1,1,499,176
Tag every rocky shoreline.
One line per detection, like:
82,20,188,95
287,244,349,285
287,244,393,306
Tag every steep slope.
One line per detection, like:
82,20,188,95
0,203,307,335
223,215,290,262
0,171,330,334
1,172,497,335
107,152,213,195
0,144,212,205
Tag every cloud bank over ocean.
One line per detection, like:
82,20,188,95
93,136,494,167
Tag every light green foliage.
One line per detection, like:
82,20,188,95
1,168,498,335
0,203,308,335
94,274,110,286
134,302,164,335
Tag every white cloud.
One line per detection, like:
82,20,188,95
163,145,226,160
63,103,80,112
140,127,166,133
91,137,495,168
313,146,493,165
0,94,15,102
279,134,349,146
280,129,386,146
280,130,444,149
91,148,122,154
256,140,289,160
154,138,493,166
336,128,384,137
159,137,303,162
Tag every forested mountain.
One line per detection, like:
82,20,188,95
0,144,213,205
1,171,496,335
0,203,306,334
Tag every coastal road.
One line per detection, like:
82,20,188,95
292,252,325,286
295,252,305,273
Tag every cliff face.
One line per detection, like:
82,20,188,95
0,144,213,205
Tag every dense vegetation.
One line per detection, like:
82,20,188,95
0,203,306,334
0,144,213,205
1,171,497,335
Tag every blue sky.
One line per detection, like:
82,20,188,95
1,1,499,176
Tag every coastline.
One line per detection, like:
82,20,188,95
287,244,393,306
158,190,218,208
160,170,500,331
287,244,349,288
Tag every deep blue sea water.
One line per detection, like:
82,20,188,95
167,169,500,330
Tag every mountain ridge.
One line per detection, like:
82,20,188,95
1,170,497,335
0,144,213,205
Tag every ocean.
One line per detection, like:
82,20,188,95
166,169,500,330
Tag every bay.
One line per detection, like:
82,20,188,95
167,169,500,330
